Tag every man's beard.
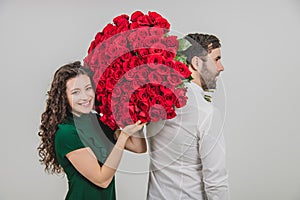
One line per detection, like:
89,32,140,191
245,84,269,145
200,65,218,90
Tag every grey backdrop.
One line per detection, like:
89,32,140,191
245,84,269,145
1,0,299,199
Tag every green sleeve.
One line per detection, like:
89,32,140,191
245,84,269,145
55,124,85,158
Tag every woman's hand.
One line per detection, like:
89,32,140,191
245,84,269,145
114,121,147,153
121,120,145,137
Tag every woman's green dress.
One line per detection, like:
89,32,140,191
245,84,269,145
55,113,116,200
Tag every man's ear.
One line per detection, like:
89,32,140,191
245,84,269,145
191,56,202,71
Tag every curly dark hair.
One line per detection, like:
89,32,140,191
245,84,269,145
181,33,221,65
37,61,94,174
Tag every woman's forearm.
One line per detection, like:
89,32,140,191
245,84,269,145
68,131,130,188
99,132,129,181
124,130,147,153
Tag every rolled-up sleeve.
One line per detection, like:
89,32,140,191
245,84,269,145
198,107,229,200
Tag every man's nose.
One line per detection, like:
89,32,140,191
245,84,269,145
217,62,224,72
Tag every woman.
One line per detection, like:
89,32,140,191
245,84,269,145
38,61,146,200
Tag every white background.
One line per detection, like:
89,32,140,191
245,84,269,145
0,0,300,199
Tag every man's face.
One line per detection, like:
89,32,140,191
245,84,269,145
200,48,224,90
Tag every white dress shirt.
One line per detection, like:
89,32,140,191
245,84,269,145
146,82,229,200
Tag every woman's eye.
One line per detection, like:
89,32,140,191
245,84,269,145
86,87,93,90
72,91,79,95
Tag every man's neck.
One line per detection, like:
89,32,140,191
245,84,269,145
191,79,202,88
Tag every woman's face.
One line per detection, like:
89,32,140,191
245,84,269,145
66,74,95,117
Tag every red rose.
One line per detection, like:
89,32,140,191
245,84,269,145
117,21,130,33
136,88,150,102
136,66,149,80
154,17,170,30
124,68,136,81
174,61,192,78
107,45,118,57
97,53,111,68
149,43,167,55
124,116,136,127
123,60,132,72
136,27,150,39
102,94,112,106
88,41,96,54
96,94,102,105
156,65,171,75
112,69,124,81
136,48,150,58
110,58,123,70
96,80,106,95
130,11,144,22
147,54,164,66
145,84,158,97
106,77,117,91
93,69,101,81
123,57,142,72
131,38,144,49
161,50,175,60
148,11,162,21
166,107,176,119
143,35,160,47
137,15,153,26
113,35,128,47
129,93,138,105
130,56,144,69
164,59,175,68
113,14,129,27
175,96,188,108
148,71,163,84
102,67,114,79
149,27,165,37
120,81,132,94
120,52,132,62
128,31,138,43
162,36,178,48
120,92,130,104
111,102,121,114
107,119,117,130
137,110,149,123
164,93,177,108
174,87,187,97
129,22,140,29
137,99,150,112
94,32,103,43
161,81,175,92
149,104,166,122
100,104,112,115
151,95,165,105
103,24,117,36
167,72,182,86
132,78,145,90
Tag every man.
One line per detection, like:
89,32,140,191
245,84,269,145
146,33,228,200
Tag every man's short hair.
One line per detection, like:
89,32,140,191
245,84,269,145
181,33,221,65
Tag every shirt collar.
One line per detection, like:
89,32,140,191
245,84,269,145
189,82,205,97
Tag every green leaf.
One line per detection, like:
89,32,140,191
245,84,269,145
178,38,192,52
174,54,188,65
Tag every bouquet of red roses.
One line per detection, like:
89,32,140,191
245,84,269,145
84,11,192,130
